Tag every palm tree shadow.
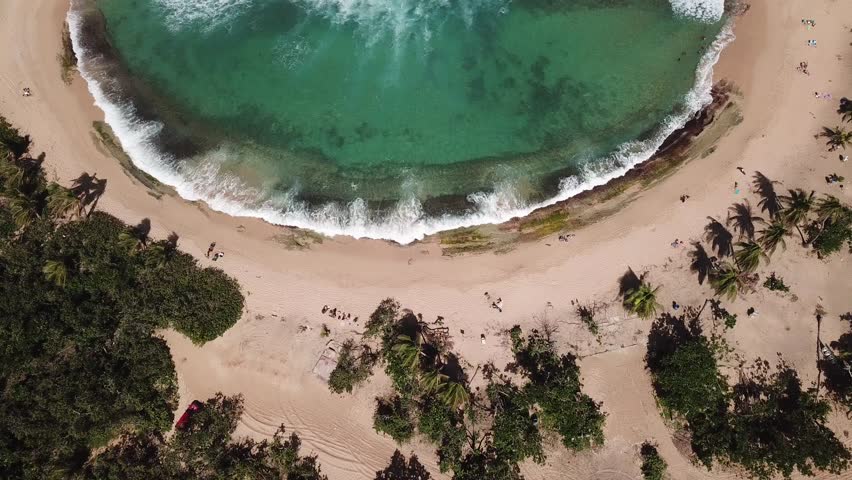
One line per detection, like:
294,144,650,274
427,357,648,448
704,217,734,258
727,200,763,240
752,171,783,220
71,172,108,216
689,242,712,285
617,267,642,300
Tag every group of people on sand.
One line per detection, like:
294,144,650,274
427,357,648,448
206,242,225,261
21,87,32,97
484,292,503,312
797,61,810,75
321,305,358,323
558,233,576,242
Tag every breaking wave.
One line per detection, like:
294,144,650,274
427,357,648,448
68,1,734,244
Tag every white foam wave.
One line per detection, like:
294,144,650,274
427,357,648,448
669,0,724,22
154,0,253,31
68,2,735,245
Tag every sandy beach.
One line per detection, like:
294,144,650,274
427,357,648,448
2,0,851,478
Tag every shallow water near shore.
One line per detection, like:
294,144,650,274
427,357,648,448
71,0,729,243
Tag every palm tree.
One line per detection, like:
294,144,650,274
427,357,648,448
710,262,747,300
440,381,470,410
757,221,789,255
752,172,783,220
623,281,661,320
810,195,852,245
839,97,852,123
391,334,423,373
42,259,68,287
727,200,764,239
816,195,849,224
9,194,39,230
779,188,815,245
704,216,734,257
819,126,852,151
118,230,145,255
420,369,448,394
118,218,153,255
45,183,81,220
1,163,24,192
733,241,768,273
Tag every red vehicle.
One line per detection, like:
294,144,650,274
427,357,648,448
175,400,203,430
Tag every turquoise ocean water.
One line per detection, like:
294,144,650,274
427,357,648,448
70,0,728,242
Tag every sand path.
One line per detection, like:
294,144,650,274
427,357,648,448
1,0,851,478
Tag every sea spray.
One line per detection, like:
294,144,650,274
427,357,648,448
69,0,734,244
669,0,725,22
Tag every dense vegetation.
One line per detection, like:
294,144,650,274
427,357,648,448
0,117,245,478
646,311,850,479
639,442,667,480
82,394,326,479
821,315,852,413
374,450,431,480
328,300,605,479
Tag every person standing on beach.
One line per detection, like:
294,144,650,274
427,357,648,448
207,242,216,258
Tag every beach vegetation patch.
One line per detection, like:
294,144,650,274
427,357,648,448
375,450,432,480
762,272,790,293
0,117,245,478
807,196,852,257
373,395,416,443
619,268,662,319
338,300,604,477
819,126,852,152
576,301,602,336
821,320,852,413
328,339,378,394
82,394,327,479
646,310,850,479
640,441,668,480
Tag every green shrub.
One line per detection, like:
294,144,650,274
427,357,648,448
0,115,30,158
84,394,327,479
374,450,431,480
136,252,244,344
417,401,465,472
812,217,852,257
762,272,790,293
510,327,606,451
328,340,376,394
373,396,415,443
646,313,850,477
487,382,544,464
640,442,667,480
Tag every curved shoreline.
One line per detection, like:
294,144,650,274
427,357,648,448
67,0,734,244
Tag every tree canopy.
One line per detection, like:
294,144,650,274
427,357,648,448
646,311,850,479
0,116,244,478
81,394,327,480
